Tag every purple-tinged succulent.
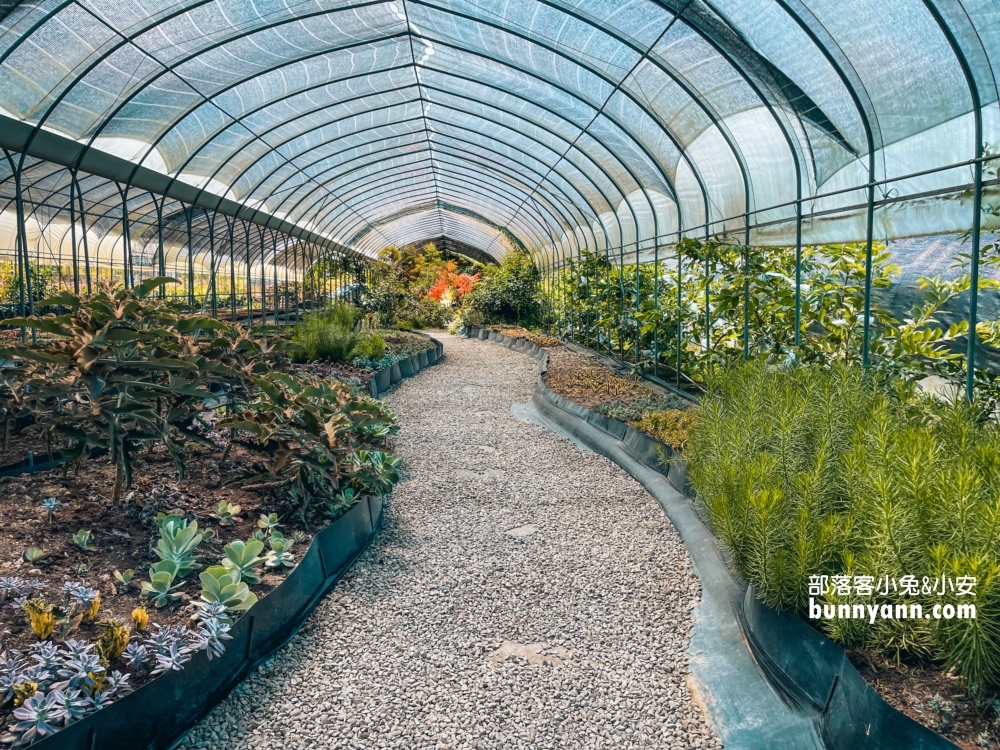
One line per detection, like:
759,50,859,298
103,671,132,699
1,690,61,747
50,688,89,725
150,643,192,676
122,642,149,671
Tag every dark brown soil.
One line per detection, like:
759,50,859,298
0,434,321,727
543,343,650,409
295,360,373,387
849,650,996,749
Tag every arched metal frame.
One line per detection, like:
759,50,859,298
0,0,998,391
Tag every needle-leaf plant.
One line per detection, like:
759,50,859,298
688,359,1000,687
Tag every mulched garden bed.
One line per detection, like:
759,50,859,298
493,326,697,450
849,650,996,749
0,434,326,731
376,329,438,357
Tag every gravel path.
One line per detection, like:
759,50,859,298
179,334,720,750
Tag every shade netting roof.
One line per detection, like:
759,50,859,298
0,0,998,274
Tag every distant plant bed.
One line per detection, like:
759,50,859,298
353,242,481,330
687,359,1000,749
489,329,701,450
292,303,385,365
477,324,561,348
377,329,437,358
0,280,403,746
540,342,643,407
289,306,436,390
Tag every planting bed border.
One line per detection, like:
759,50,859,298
463,325,955,750
0,333,443,749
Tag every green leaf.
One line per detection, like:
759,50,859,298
0,317,71,336
174,317,231,334
134,276,180,299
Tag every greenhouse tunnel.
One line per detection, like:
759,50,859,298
1,0,1000,748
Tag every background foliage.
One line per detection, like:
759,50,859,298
546,241,994,394
464,251,541,327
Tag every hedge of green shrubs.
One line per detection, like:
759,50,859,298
687,360,1000,688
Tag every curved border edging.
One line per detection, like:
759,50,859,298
369,333,444,398
30,495,384,750
463,326,956,750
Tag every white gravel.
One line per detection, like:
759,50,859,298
178,334,720,750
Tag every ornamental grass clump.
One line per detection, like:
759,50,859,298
687,360,1000,687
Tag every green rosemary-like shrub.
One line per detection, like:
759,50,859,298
292,303,361,362
687,360,1000,687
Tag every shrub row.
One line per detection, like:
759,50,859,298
687,360,1000,688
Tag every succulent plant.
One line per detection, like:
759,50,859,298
221,539,266,585
28,642,61,675
140,561,183,608
84,594,100,624
0,650,28,677
150,643,192,676
113,569,135,590
195,617,232,661
193,602,229,622
142,625,193,658
122,642,149,671
0,672,20,704
198,566,257,623
70,529,96,553
22,548,48,565
265,533,295,572
0,578,25,601
210,501,242,526
1,689,61,747
40,498,59,525
153,516,206,578
23,581,47,594
19,665,49,688
291,530,306,544
61,583,98,610
22,600,55,640
256,513,281,533
103,671,132,699
52,652,103,693
85,690,112,712
95,620,130,662
11,682,38,709
131,606,149,632
51,688,89,725
59,640,92,661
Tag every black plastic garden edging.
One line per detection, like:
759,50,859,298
368,333,443,398
462,326,956,750
29,494,384,750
